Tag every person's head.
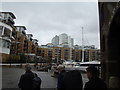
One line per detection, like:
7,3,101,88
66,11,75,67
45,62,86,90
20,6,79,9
25,64,32,72
57,65,65,73
86,65,99,80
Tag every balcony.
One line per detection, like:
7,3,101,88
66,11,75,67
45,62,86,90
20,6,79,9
0,22,12,39
4,28,11,37
0,12,16,25
22,30,26,35
0,38,11,54
8,17,15,25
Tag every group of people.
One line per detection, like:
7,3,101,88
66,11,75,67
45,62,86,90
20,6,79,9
18,64,107,90
57,65,107,90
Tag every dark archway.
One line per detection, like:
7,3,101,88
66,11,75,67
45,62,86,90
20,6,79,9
108,7,120,76
107,7,120,87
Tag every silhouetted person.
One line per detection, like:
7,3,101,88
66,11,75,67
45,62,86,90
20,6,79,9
62,70,83,89
57,65,66,89
18,64,41,90
84,65,107,90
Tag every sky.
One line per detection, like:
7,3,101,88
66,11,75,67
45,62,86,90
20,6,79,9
1,2,100,49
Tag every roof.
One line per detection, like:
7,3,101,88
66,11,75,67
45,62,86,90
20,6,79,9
15,26,27,30
32,39,38,42
27,34,33,37
1,12,16,19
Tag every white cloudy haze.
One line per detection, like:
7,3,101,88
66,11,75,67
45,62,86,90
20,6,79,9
2,2,100,48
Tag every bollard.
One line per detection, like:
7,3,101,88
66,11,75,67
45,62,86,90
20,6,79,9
109,76,120,88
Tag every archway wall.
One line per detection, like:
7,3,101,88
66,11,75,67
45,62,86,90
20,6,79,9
99,2,120,88
108,6,120,76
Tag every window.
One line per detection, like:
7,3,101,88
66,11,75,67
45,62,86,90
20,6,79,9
4,28,11,37
2,40,10,48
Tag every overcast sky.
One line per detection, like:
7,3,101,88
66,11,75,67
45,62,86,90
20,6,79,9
2,2,100,49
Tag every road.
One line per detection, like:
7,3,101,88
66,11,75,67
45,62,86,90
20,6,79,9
1,66,88,89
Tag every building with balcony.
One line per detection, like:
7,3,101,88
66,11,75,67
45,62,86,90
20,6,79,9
52,47,62,63
15,26,27,54
32,39,39,54
38,44,100,63
0,12,39,63
0,12,16,62
72,48,82,62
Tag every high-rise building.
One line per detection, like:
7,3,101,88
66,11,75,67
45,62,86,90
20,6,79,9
59,33,68,45
51,35,59,46
68,36,74,47
52,33,74,48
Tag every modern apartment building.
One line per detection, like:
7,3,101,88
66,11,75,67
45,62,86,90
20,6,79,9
52,47,62,63
38,44,100,63
32,39,39,54
0,12,39,63
0,12,16,62
38,47,49,62
15,26,27,54
26,34,33,54
72,49,82,61
26,34,39,54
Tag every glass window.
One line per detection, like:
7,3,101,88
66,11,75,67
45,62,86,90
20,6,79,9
4,28,11,37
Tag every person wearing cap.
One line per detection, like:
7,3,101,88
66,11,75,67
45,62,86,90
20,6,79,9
18,64,41,90
84,65,107,90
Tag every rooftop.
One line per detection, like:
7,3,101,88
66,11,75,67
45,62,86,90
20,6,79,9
1,12,16,19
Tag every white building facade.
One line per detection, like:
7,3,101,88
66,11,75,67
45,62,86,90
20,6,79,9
59,33,68,45
52,33,74,48
0,12,16,55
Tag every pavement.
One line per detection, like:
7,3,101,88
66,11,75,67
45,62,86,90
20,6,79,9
1,66,88,89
